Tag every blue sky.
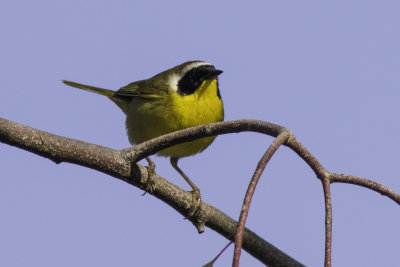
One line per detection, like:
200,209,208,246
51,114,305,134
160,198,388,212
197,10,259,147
1,1,400,266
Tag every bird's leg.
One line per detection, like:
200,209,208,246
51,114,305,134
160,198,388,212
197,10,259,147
170,157,201,216
144,157,157,192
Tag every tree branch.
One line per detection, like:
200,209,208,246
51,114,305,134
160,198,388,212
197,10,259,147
3,116,400,266
0,117,303,267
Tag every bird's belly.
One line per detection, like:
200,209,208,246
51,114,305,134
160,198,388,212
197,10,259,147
125,94,223,158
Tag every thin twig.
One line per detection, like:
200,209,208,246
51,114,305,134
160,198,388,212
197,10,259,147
286,136,328,179
233,131,292,267
123,119,286,162
322,178,332,267
330,173,400,204
204,241,233,266
285,135,334,265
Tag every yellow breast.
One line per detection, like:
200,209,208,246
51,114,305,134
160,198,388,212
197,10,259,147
126,78,224,158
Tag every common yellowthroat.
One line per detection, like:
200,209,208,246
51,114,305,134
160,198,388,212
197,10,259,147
63,61,224,210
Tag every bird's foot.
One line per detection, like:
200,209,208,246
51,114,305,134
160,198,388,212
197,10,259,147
187,188,206,233
188,188,202,217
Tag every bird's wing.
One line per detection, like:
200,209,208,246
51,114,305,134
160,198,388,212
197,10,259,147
115,80,165,100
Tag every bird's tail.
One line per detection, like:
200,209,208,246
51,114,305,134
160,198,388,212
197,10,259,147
62,80,128,113
62,80,115,97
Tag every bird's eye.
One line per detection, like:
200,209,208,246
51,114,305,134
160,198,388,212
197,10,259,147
177,65,223,95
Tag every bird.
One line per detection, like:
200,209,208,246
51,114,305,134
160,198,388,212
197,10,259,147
63,60,224,213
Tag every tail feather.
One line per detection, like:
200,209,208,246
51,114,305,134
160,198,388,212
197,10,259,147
62,80,128,114
62,80,115,98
